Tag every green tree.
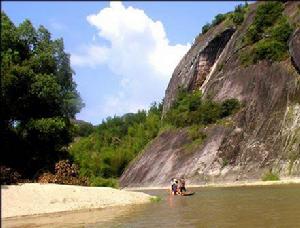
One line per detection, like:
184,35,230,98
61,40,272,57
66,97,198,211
0,12,83,178
69,102,163,184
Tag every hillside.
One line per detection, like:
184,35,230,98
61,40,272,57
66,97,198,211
120,1,300,187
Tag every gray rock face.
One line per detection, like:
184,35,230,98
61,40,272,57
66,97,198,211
120,2,300,187
290,28,300,74
162,23,236,114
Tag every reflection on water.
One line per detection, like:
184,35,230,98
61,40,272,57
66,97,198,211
3,184,300,228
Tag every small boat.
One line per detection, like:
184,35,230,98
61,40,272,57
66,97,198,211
181,191,195,196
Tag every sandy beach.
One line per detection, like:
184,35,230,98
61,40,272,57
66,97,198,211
1,183,152,218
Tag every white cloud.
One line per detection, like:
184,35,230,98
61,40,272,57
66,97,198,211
72,1,190,119
71,45,109,68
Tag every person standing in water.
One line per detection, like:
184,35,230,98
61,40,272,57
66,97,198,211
179,177,186,195
170,178,179,195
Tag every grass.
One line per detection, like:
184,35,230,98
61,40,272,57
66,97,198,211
221,159,229,168
157,123,177,136
261,170,280,181
183,125,206,153
150,196,162,203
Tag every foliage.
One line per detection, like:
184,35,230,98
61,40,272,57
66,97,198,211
89,176,119,188
0,12,83,178
72,120,95,137
69,103,163,183
201,3,248,34
163,89,240,128
201,13,227,35
150,196,162,203
184,125,207,152
221,159,229,168
261,170,280,181
241,2,293,64
202,23,211,34
229,3,248,26
220,99,241,118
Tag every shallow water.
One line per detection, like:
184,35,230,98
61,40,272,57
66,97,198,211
4,184,300,228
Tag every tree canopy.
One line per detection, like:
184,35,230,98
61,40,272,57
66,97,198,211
1,12,83,177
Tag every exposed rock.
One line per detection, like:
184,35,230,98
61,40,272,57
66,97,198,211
120,2,300,187
290,28,300,73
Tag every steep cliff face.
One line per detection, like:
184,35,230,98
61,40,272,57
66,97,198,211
120,2,300,187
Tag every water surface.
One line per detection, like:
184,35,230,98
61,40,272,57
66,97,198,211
4,184,300,227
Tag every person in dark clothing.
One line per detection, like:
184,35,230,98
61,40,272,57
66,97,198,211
179,177,186,194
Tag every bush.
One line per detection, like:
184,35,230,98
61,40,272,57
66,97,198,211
164,89,240,128
201,2,248,35
221,99,241,118
202,23,211,34
212,13,227,26
253,39,287,62
230,4,248,26
269,16,293,43
244,2,284,44
89,176,119,188
73,120,95,137
232,12,244,26
240,2,293,64
150,196,162,203
184,125,207,152
261,170,280,181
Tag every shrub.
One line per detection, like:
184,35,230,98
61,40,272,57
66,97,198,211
202,23,211,34
184,125,207,152
253,39,287,62
245,2,284,44
201,2,248,35
269,16,293,43
89,176,119,188
212,13,227,26
230,3,248,26
232,12,244,26
164,89,240,128
240,2,294,64
221,99,241,118
150,196,162,203
221,159,229,168
261,170,280,181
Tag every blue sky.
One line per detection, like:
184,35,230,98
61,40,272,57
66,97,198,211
3,1,245,125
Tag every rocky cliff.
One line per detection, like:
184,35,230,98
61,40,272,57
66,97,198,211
120,2,300,187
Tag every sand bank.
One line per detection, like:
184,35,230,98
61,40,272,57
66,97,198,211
1,183,152,218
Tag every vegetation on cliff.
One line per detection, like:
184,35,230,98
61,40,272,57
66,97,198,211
201,3,248,34
1,12,83,180
164,89,240,128
241,2,294,64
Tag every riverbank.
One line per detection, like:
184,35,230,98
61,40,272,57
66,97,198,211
1,183,152,218
123,177,300,190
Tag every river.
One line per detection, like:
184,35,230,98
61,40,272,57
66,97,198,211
3,184,300,227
